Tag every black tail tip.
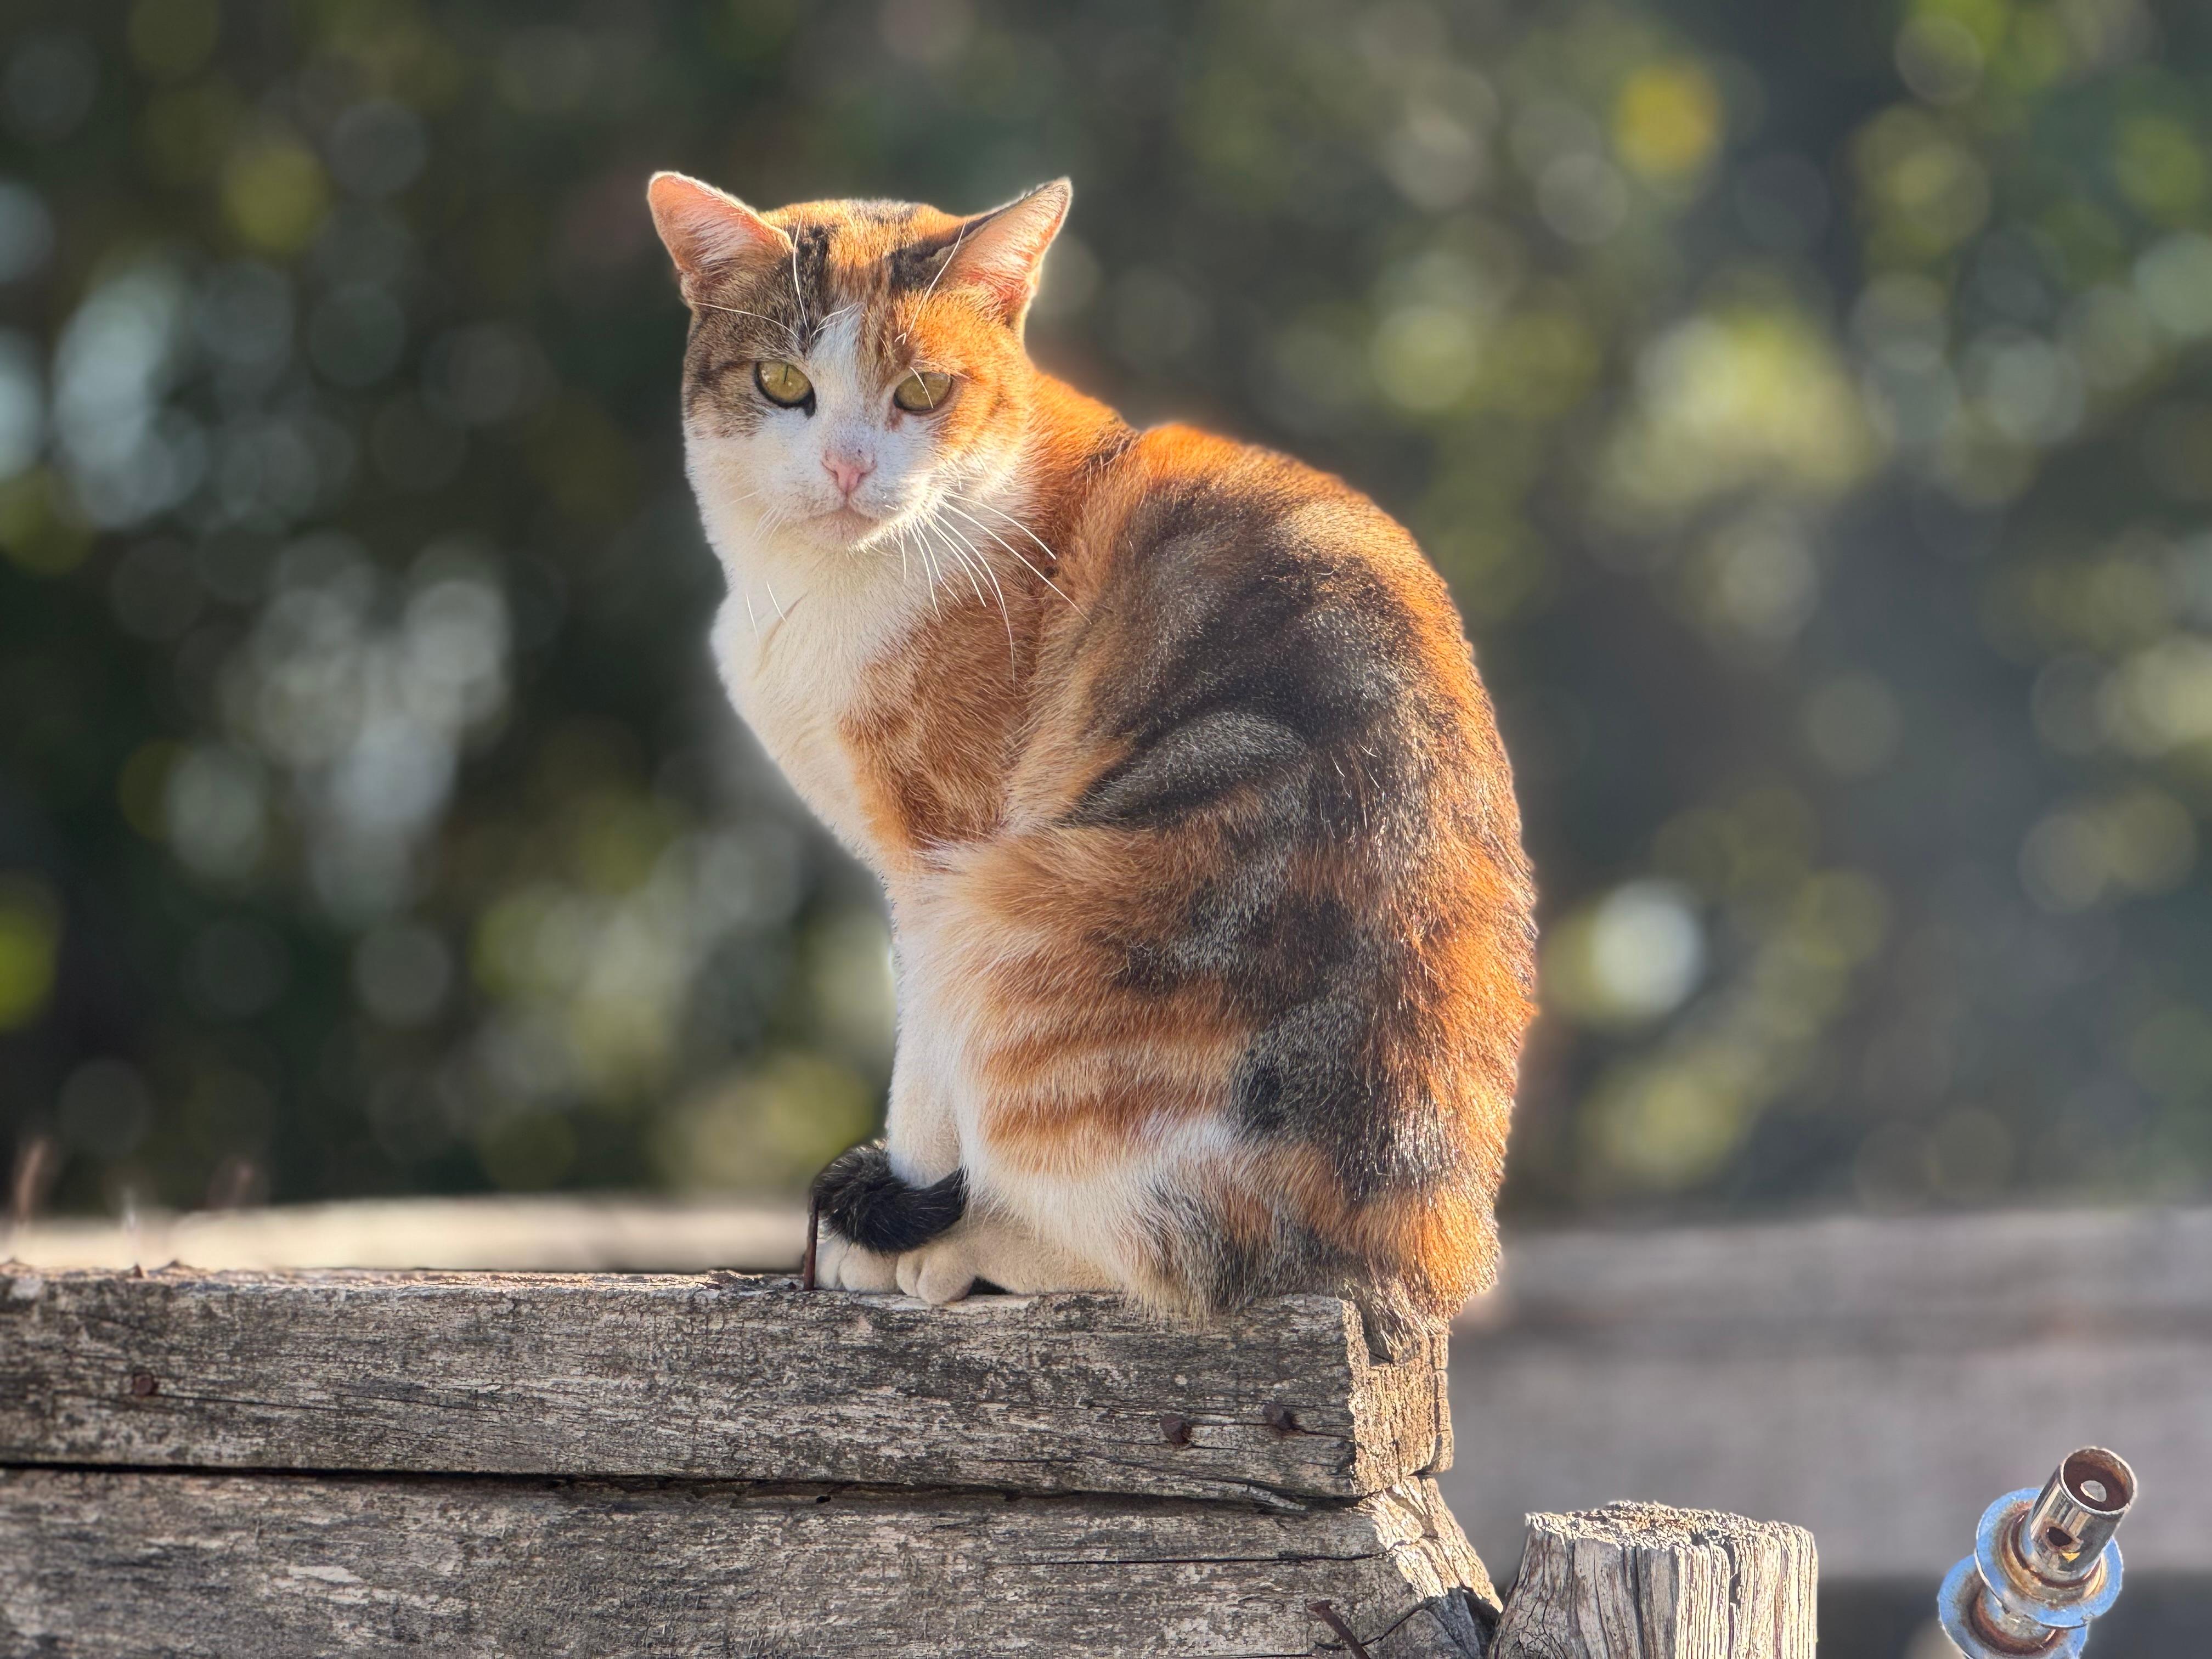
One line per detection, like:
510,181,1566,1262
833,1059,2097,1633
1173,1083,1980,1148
811,1141,966,1255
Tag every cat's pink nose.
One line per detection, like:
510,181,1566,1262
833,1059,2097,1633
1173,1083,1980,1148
823,454,873,499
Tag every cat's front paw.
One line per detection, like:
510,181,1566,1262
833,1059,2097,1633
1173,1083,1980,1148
894,1233,985,1304
892,1222,1115,1302
810,1141,967,1254
815,1228,898,1291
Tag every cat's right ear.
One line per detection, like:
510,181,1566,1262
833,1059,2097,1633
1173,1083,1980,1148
647,172,789,300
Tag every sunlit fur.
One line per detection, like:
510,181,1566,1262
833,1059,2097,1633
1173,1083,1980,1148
649,172,1537,1347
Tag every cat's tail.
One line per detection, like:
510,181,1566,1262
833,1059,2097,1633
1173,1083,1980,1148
810,1141,967,1254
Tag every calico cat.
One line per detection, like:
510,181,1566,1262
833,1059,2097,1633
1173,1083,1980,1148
647,172,1536,1347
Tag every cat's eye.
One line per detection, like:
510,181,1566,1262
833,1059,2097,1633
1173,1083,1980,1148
754,359,814,409
893,370,954,413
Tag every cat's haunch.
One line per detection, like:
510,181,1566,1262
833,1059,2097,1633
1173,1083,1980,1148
649,171,1537,1346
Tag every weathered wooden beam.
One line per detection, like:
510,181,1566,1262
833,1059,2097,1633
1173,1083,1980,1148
4,1195,808,1273
0,1466,1496,1658
0,1268,1448,1506
1445,1207,2212,1579
1491,1502,1816,1659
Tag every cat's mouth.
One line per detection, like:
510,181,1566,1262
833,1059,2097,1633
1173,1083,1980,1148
805,503,883,546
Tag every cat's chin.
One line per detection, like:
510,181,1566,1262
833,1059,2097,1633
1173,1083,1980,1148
800,503,887,551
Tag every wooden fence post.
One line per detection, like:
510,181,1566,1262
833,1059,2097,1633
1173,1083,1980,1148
1492,1502,1817,1659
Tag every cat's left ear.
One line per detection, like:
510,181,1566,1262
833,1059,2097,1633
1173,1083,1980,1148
943,179,1072,325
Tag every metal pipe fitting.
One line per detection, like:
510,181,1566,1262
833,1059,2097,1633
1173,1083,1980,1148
1939,1447,2136,1658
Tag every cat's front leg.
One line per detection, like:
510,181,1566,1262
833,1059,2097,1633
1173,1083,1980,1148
810,1006,966,1291
893,1209,1118,1304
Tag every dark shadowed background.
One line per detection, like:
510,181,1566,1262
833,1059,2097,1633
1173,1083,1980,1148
3,0,2210,1240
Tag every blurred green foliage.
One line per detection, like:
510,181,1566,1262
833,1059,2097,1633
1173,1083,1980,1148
2,0,2209,1223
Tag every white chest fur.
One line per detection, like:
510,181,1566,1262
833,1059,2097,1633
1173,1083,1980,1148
707,561,925,868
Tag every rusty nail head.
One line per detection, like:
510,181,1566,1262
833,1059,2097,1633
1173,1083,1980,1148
1160,1413,1193,1446
128,1372,158,1397
1262,1403,1299,1435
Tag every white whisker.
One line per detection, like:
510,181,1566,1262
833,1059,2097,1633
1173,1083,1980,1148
914,531,944,617
961,494,1064,568
939,500,1032,571
923,511,990,612
943,498,1080,611
962,520,1020,678
912,505,1019,681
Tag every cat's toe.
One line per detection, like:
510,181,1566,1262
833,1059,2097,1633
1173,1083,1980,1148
817,1230,898,1291
895,1239,977,1305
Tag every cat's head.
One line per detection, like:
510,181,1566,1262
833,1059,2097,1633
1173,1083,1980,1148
646,173,1069,563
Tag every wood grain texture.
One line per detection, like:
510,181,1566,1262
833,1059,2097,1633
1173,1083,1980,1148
0,1268,1447,1506
1491,1503,1815,1659
0,1468,1494,1658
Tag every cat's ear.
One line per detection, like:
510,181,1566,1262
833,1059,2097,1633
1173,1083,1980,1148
943,179,1072,324
647,172,790,297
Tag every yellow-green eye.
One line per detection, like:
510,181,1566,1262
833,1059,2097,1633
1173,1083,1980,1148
893,370,953,413
754,359,813,408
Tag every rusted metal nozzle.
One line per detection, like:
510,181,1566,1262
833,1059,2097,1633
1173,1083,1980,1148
1939,1447,2136,1658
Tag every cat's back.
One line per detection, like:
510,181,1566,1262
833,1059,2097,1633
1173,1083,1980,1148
1060,422,1515,845
1076,422,1450,616
1019,423,1534,1328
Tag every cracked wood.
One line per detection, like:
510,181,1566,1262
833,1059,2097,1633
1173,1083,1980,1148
0,1468,1494,1658
0,1268,1448,1505
1491,1503,1816,1659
